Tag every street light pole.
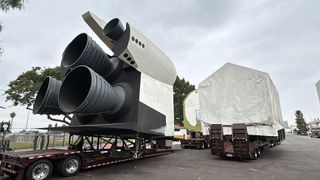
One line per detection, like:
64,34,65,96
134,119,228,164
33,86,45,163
25,110,30,131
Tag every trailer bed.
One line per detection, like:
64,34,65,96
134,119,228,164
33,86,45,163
0,133,175,180
1,149,71,158
210,123,285,159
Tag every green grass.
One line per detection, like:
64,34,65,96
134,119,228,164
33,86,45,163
12,143,33,149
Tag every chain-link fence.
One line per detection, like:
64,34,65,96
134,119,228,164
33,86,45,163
0,130,69,151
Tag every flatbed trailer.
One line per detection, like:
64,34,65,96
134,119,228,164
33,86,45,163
180,131,209,149
0,133,173,180
210,123,285,160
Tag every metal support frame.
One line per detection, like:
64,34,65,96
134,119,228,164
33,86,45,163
67,133,161,158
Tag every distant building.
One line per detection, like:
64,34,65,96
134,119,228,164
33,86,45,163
283,121,289,129
283,121,291,133
290,125,297,134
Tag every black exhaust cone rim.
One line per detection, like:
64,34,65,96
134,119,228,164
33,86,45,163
61,33,88,68
61,33,113,77
33,77,50,114
33,77,63,115
59,65,125,114
59,66,92,113
103,18,124,41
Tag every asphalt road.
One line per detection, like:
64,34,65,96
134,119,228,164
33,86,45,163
2,134,320,180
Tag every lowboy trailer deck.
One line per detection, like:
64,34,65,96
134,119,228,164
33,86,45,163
180,131,209,149
210,123,285,160
0,132,172,180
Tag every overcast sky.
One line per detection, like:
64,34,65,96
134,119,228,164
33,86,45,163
0,0,319,131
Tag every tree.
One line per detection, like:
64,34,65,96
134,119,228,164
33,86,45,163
0,0,24,12
5,66,63,110
173,76,195,125
10,112,16,119
4,66,71,124
295,110,308,134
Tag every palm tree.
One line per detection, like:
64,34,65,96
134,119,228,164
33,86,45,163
10,112,16,132
295,110,303,119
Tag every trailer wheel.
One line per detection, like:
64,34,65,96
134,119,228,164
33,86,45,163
204,142,209,149
251,150,258,160
201,142,205,149
57,155,81,177
25,159,53,180
257,149,261,157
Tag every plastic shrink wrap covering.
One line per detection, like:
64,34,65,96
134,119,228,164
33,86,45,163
198,63,284,137
183,90,210,135
183,90,201,132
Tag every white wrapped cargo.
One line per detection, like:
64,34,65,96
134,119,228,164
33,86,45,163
198,63,284,137
183,90,201,131
183,90,210,135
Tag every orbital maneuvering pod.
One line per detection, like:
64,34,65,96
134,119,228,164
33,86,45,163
33,12,176,137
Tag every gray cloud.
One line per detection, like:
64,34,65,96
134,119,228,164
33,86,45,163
0,0,319,131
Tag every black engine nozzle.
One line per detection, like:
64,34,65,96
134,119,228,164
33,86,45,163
103,18,124,41
61,33,115,77
58,65,126,114
33,77,64,115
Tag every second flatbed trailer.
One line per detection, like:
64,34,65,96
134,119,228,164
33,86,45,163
0,132,172,180
210,123,285,160
180,131,209,149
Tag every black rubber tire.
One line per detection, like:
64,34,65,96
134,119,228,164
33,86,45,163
251,150,258,160
201,142,205,149
25,159,53,180
57,155,81,177
257,149,261,157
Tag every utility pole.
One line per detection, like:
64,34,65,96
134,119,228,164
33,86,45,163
25,110,30,131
